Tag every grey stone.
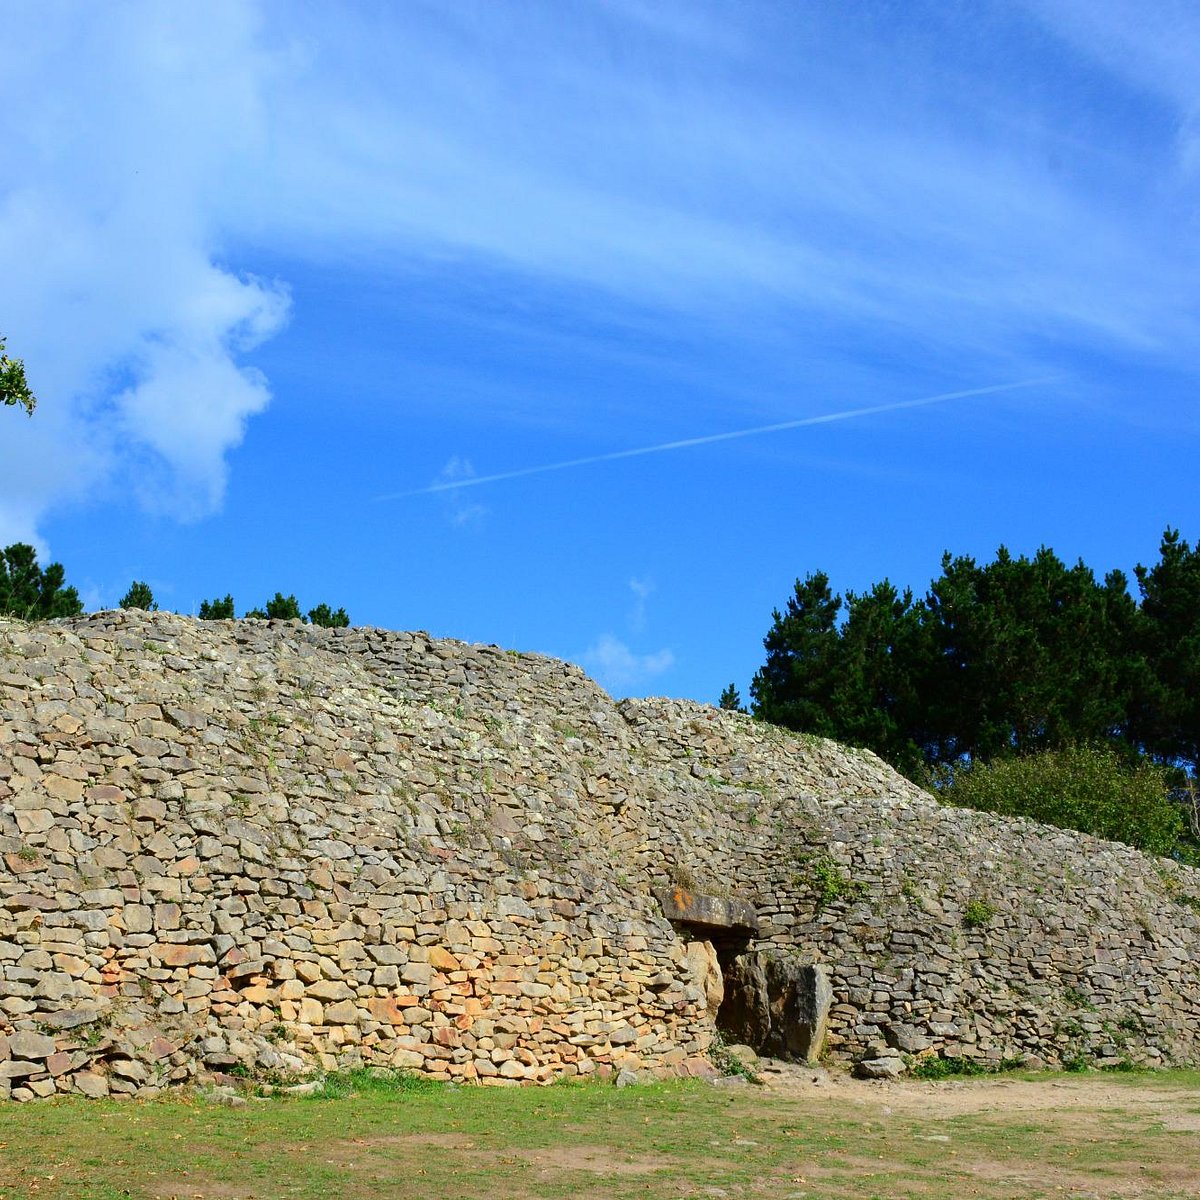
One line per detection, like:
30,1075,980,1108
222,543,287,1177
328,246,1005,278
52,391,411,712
684,940,724,1020
655,888,759,936
720,954,831,1064
8,1031,56,1060
74,1072,109,1097
0,1061,42,1080
722,1044,759,1071
885,1024,930,1054
855,1055,906,1080
709,1073,750,1088
42,1006,107,1030
33,973,75,1002
2,607,1200,1101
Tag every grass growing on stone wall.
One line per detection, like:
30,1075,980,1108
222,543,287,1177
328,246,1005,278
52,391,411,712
962,897,997,928
806,853,868,908
5,1073,1200,1200
308,1067,442,1099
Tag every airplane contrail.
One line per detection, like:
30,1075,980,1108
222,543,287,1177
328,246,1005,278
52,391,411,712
376,376,1056,500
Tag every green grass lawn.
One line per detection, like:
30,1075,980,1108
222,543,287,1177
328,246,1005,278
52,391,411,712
3,1069,1200,1200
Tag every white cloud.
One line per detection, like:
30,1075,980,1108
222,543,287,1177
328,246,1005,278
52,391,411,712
435,456,487,528
251,1,1200,361
4,1,1200,549
628,577,654,632
1022,2,1200,120
0,3,288,538
581,633,674,694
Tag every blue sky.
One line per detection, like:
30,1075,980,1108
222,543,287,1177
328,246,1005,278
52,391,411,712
1,0,1198,702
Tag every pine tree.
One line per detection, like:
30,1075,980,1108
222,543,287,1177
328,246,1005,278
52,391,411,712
198,594,235,620
119,581,156,611
245,593,303,620
308,602,350,628
0,543,82,619
1133,528,1200,772
750,571,843,739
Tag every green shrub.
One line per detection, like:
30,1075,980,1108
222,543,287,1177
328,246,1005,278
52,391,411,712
308,602,350,628
199,594,235,620
935,744,1185,857
119,581,156,611
708,1032,759,1081
962,897,996,929
810,855,867,908
910,1055,1023,1080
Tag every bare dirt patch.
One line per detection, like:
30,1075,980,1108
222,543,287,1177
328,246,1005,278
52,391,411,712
337,1130,680,1176
520,1144,681,1176
760,1060,1197,1119
755,1062,1200,1198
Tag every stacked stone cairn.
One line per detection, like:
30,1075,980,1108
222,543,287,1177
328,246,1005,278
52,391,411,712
2,611,1200,1100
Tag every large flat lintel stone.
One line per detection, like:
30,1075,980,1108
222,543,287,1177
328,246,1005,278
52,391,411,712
654,887,759,936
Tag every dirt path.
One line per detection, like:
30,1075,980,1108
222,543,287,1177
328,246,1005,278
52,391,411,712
752,1060,1200,1198
757,1058,1199,1120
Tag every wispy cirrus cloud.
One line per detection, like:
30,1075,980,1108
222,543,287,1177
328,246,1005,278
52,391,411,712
435,456,487,529
4,0,1200,549
578,577,672,694
257,0,1200,362
629,577,655,633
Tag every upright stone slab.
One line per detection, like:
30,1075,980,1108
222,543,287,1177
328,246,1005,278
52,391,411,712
683,941,724,1020
719,952,831,1063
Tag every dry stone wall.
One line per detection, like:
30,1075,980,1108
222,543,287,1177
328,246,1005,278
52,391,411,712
2,611,1200,1101
0,612,712,1101
617,700,1200,1070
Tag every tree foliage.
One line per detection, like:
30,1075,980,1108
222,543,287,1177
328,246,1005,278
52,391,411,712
751,571,844,739
748,531,1200,854
200,592,350,625
718,683,745,712
198,594,235,620
935,744,1184,858
751,534,1200,774
245,592,303,621
119,581,157,611
1132,529,1200,771
308,602,350,629
0,543,82,619
0,336,35,415
920,548,1135,763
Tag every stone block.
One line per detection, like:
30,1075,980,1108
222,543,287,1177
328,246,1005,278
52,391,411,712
654,888,759,936
684,941,723,1019
428,946,461,971
855,1054,906,1080
155,944,213,968
74,1072,110,1097
9,1030,56,1060
324,1000,359,1025
299,998,324,1024
0,1059,42,1080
